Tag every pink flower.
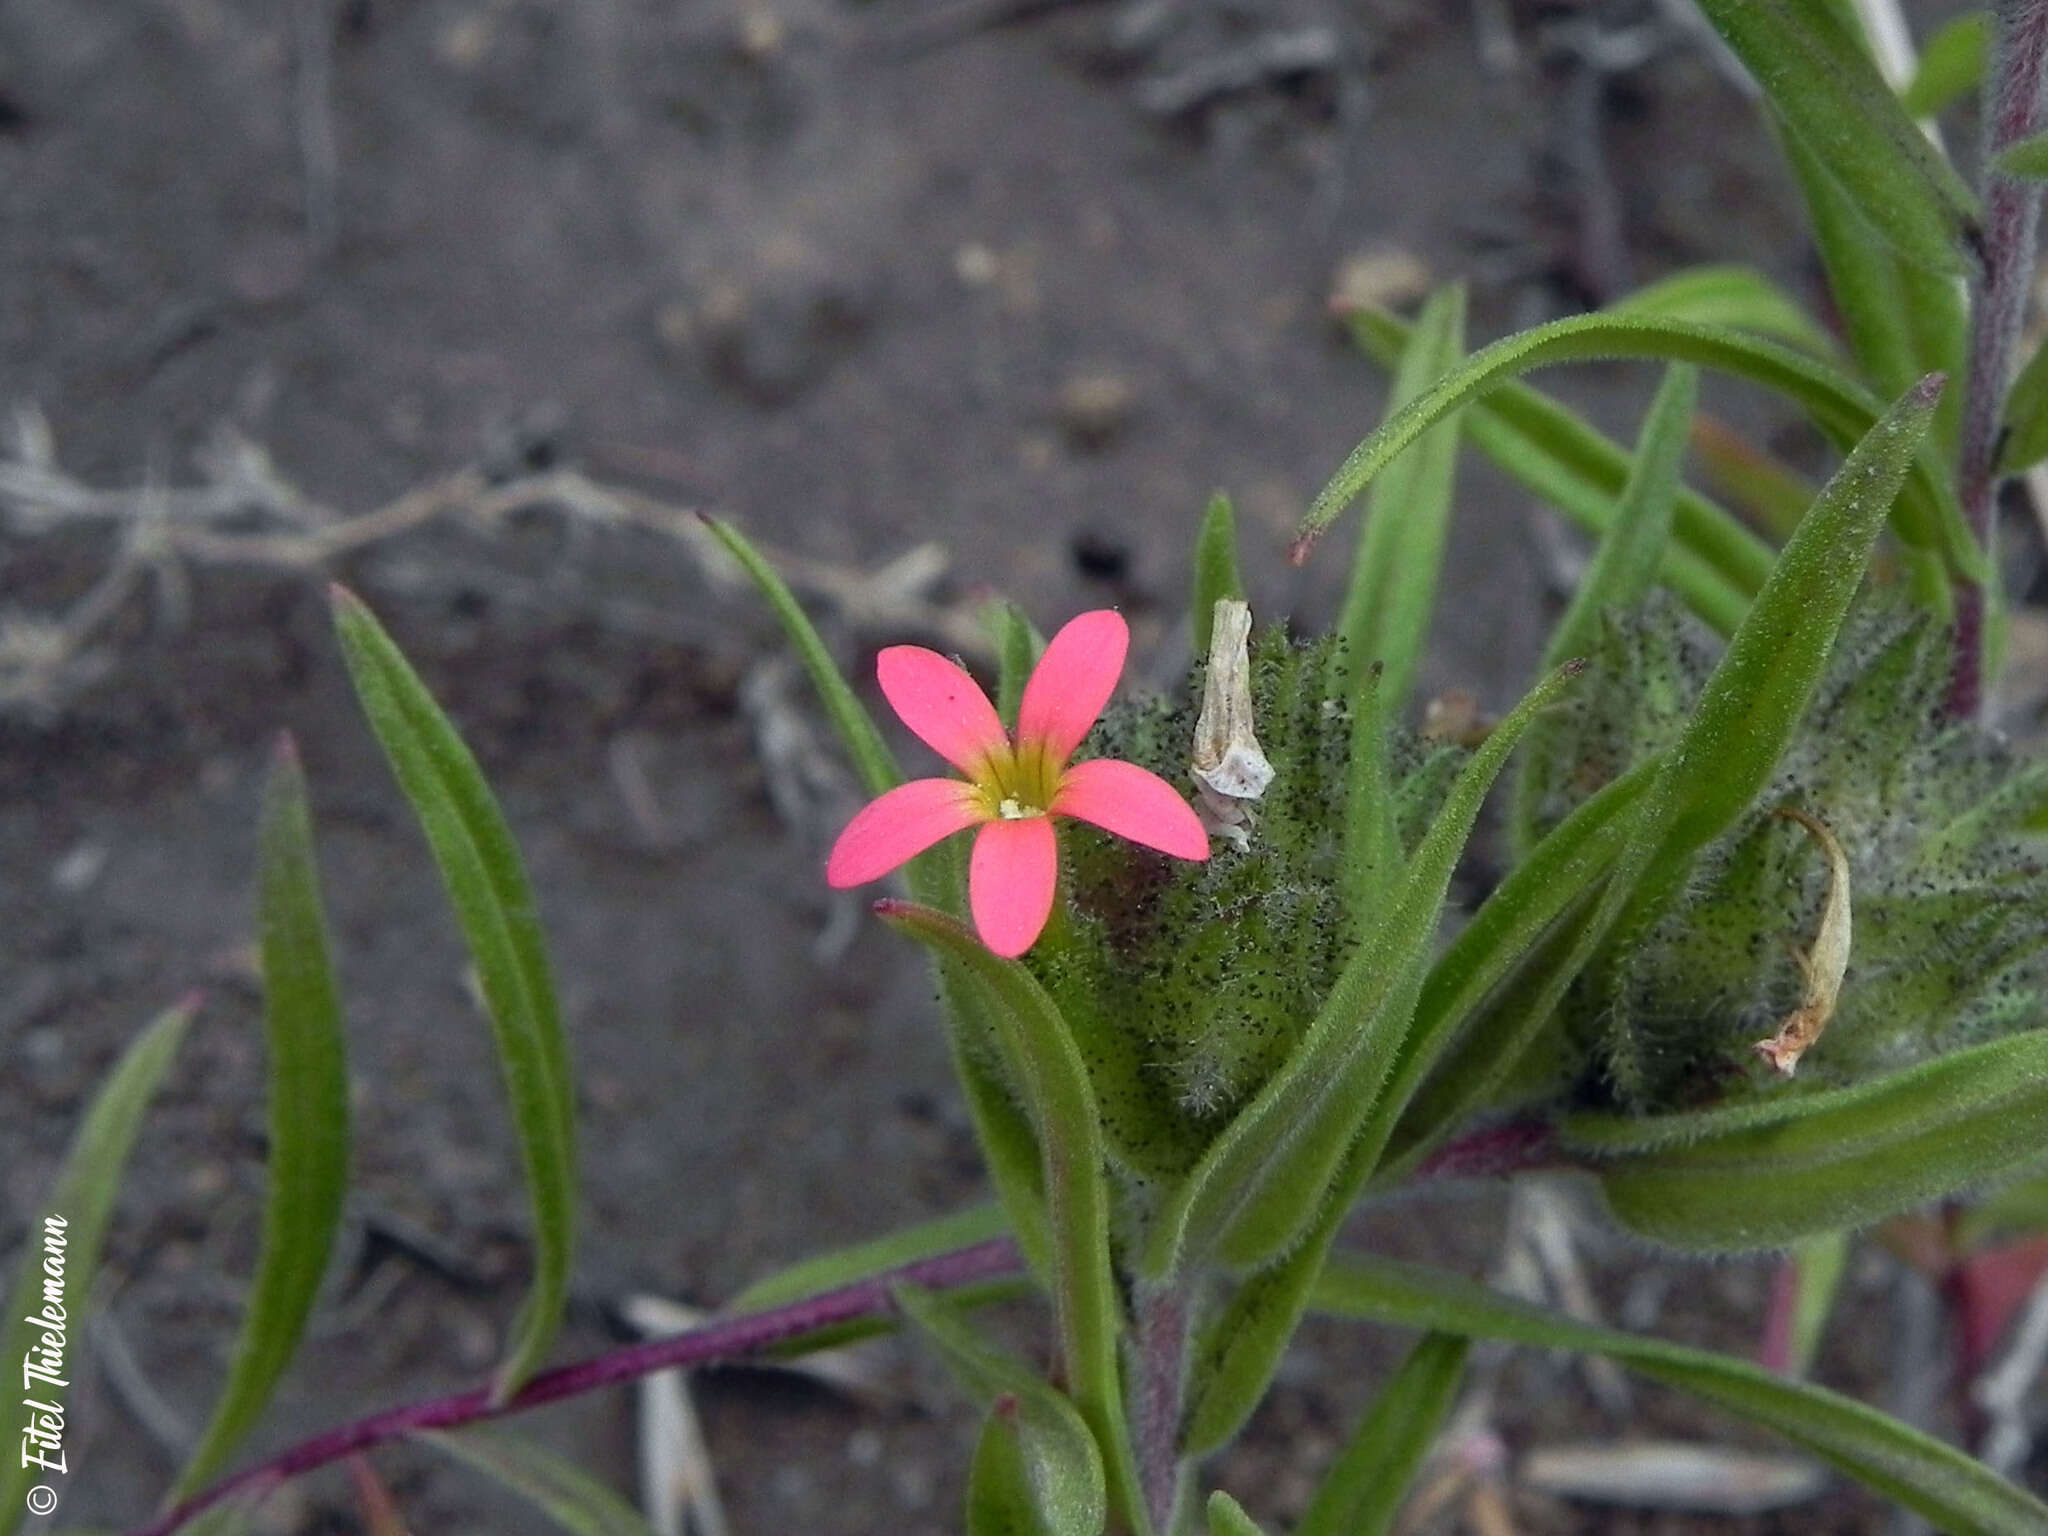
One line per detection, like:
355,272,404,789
827,610,1211,958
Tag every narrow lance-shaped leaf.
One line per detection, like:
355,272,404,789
417,1426,661,1536
1689,0,1978,274
171,740,351,1497
989,600,1045,731
706,518,1054,1273
1999,331,2048,471
726,1202,1010,1314
1206,1492,1270,1536
1900,12,1989,118
1391,375,1941,1165
1190,491,1245,657
1144,661,1583,1280
1296,1332,1470,1536
1335,282,1467,711
877,902,1146,1535
1512,363,1695,859
331,589,574,1401
1607,265,1838,355
1344,307,1764,625
0,1001,193,1536
1565,1031,2048,1251
1373,760,1658,1175
1340,661,1399,930
1313,1254,2048,1535
1301,313,1976,584
1185,762,1645,1453
897,1284,1106,1536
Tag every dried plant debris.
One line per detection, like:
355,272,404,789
1524,592,2048,1113
1189,598,1274,848
0,411,988,717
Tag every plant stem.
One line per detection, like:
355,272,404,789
1410,1119,1560,1181
1955,0,2048,717
130,1237,1025,1536
1132,1279,1194,1533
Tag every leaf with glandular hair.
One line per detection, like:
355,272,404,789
1312,1254,2048,1535
1565,1031,2048,1251
1690,0,1977,274
0,1001,193,1536
1206,1492,1269,1536
1335,282,1466,711
896,1285,1106,1536
1900,13,1988,118
1143,662,1582,1279
171,741,350,1497
1318,311,1974,585
1343,307,1760,631
1513,363,1695,860
1608,266,1837,356
333,589,574,1402
1296,1332,1470,1536
878,903,1140,1533
417,1426,660,1536
1191,492,1245,657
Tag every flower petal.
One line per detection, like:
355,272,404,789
827,778,984,888
969,816,1059,958
1018,609,1128,766
1053,758,1211,861
876,646,1010,776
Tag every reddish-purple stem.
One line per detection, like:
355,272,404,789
1411,1119,1560,1181
1954,0,2048,718
130,1237,1024,1536
1132,1280,1192,1532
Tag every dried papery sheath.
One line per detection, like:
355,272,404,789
1190,598,1274,847
1754,807,1852,1077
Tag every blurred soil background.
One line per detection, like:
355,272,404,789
3,0,2040,1531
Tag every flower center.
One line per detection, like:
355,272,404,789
996,795,1040,820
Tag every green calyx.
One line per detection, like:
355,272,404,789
1527,592,2048,1114
1025,627,1460,1190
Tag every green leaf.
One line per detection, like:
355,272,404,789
1342,307,1772,617
1145,662,1583,1279
1302,313,1976,585
1296,1332,1470,1536
989,601,1045,730
1377,759,1659,1175
171,741,351,1498
707,520,1053,1277
1340,662,1399,930
1609,266,1837,355
417,1426,659,1536
331,589,575,1401
1513,365,1696,859
1691,0,1978,273
1999,332,2048,471
1899,12,1989,118
1998,130,2048,181
701,516,900,798
1191,492,1246,657
1787,1232,1849,1377
1629,373,1943,872
727,1202,1011,1313
1205,1492,1270,1536
878,903,1144,1534
0,1001,193,1536
1313,1254,2048,1535
1564,1031,2048,1250
968,1401,1057,1536
1689,413,1819,542
897,1284,1107,1536
1335,282,1467,711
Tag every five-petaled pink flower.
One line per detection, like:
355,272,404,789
827,610,1210,958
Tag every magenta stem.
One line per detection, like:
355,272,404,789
1132,1279,1192,1532
130,1236,1024,1536
1411,1119,1560,1181
1954,0,2048,717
